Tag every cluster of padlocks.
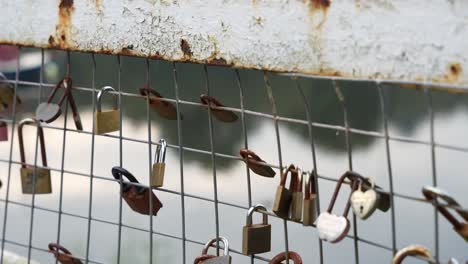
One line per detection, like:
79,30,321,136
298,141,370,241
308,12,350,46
1,75,467,263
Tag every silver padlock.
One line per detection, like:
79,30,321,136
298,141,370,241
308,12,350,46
151,139,167,187
196,237,232,264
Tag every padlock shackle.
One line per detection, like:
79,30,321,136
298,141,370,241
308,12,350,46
246,204,268,226
154,139,167,164
96,86,118,112
269,251,303,264
48,243,82,264
239,148,262,162
239,148,276,177
422,186,468,229
304,170,317,200
45,77,83,130
111,166,144,193
326,171,360,216
48,243,72,255
392,245,434,264
200,94,224,109
279,164,299,187
18,118,47,169
202,236,229,256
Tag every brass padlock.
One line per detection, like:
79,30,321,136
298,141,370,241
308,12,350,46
35,77,83,130
290,169,303,221
269,251,303,264
18,118,51,194
200,94,238,123
392,245,434,264
303,170,318,226
239,148,276,178
0,72,21,114
422,186,468,241
242,204,271,255
273,164,298,219
194,237,232,264
140,87,180,120
112,166,163,215
94,86,120,134
48,243,83,264
151,139,167,187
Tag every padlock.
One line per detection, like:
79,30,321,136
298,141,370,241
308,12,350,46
315,172,359,243
151,139,167,187
273,164,298,219
36,77,83,130
422,186,468,241
392,245,434,264
303,170,318,226
200,94,238,123
139,87,180,120
242,204,271,255
112,166,163,215
94,86,120,134
194,237,232,264
18,118,51,194
0,72,21,115
269,251,303,264
351,177,378,220
239,148,276,178
0,121,8,141
289,169,303,221
48,243,83,264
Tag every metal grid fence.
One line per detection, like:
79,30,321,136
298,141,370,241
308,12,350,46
0,47,467,264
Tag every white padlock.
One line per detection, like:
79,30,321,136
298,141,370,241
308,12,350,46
350,177,378,220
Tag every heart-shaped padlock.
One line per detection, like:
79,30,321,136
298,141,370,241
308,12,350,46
350,177,378,220
315,172,359,243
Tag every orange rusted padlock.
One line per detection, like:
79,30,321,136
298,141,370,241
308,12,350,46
140,86,180,120
112,166,163,215
48,243,83,264
392,245,434,264
200,94,238,123
423,186,468,241
269,251,303,264
239,148,276,178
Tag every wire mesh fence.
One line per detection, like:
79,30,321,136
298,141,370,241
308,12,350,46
0,46,467,264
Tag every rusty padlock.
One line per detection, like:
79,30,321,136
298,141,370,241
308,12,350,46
35,77,83,130
94,86,120,134
194,237,232,264
392,245,434,264
303,170,318,226
315,172,359,243
112,166,162,215
200,94,238,123
18,118,51,194
239,148,276,178
269,251,303,264
151,139,167,188
290,169,303,221
242,204,271,255
273,164,298,219
0,121,8,141
139,87,180,120
423,186,468,241
48,243,83,264
0,72,21,114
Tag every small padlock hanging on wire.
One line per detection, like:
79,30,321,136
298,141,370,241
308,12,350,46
48,243,83,264
194,237,232,264
242,204,271,255
151,139,167,188
94,86,120,134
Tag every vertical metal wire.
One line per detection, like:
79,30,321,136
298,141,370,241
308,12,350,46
263,71,289,264
116,55,123,264
202,65,220,255
295,79,324,264
377,83,397,255
145,59,154,264
332,80,359,264
0,46,20,264
85,53,97,264
234,69,254,264
171,62,186,264
54,51,72,263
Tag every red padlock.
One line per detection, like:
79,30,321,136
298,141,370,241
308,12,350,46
48,243,83,264
269,251,303,264
0,121,8,141
112,166,163,215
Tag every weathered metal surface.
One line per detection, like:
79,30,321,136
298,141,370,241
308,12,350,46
0,0,467,86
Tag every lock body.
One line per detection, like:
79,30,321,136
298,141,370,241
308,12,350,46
303,194,318,226
455,224,468,241
21,167,52,194
94,110,120,134
290,191,303,221
151,162,165,187
242,224,271,255
0,122,8,141
202,256,232,264
0,86,15,107
273,186,292,219
122,186,163,215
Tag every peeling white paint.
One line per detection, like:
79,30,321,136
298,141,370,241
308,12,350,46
0,0,467,86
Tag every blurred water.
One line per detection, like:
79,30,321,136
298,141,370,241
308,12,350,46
0,49,467,263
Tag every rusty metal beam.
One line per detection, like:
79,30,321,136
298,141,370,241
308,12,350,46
0,0,467,87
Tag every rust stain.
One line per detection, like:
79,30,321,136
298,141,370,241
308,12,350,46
308,0,330,29
180,39,192,57
50,0,74,49
95,0,101,10
311,0,331,9
450,63,462,76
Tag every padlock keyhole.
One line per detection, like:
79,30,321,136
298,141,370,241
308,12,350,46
360,205,364,214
